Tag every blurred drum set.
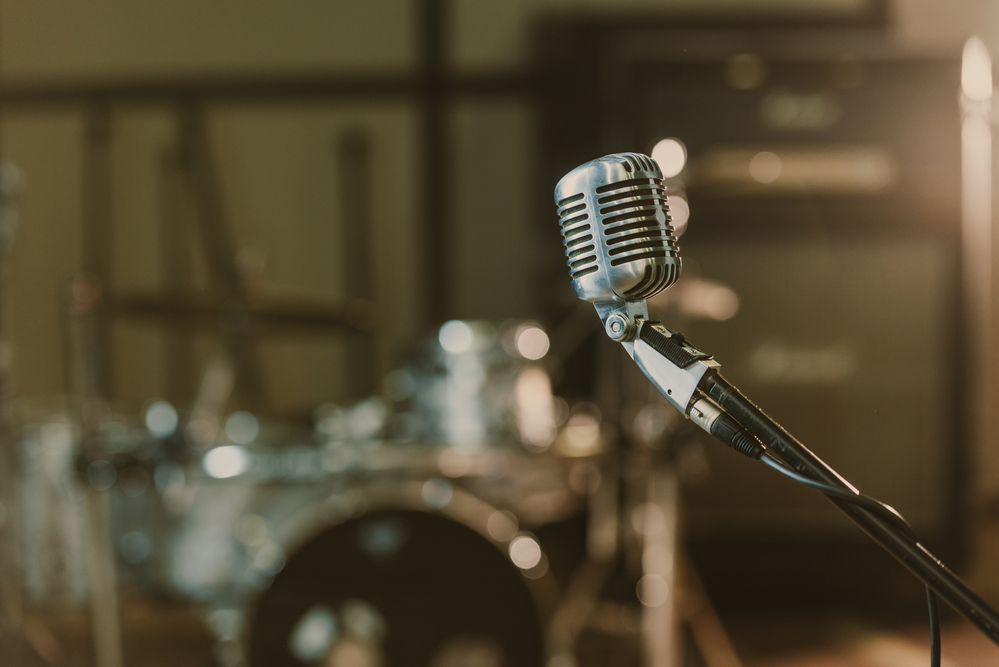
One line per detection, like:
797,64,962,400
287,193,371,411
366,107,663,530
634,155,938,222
15,272,699,667
0,119,727,666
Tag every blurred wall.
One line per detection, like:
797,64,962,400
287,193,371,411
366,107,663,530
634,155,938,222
1,0,997,426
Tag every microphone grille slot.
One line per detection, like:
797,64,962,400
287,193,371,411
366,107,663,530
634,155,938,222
624,261,680,300
597,177,680,299
558,192,598,279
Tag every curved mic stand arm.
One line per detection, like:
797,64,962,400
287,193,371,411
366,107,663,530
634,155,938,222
603,299,999,647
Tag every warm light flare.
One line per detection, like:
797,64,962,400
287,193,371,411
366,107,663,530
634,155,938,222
963,36,993,102
514,368,557,451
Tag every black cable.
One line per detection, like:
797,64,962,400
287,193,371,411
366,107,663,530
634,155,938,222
760,452,941,667
759,453,911,535
927,585,941,667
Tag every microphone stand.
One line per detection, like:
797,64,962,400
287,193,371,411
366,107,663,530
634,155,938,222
700,370,998,639
597,300,999,648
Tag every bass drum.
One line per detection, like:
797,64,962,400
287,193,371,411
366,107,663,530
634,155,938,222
247,507,546,667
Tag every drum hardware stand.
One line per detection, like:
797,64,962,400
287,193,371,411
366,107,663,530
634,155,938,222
175,105,271,409
0,163,23,662
547,559,613,662
543,310,748,667
156,146,200,407
544,450,742,667
79,98,267,411
109,113,380,667
675,557,743,667
337,129,381,401
185,350,237,449
638,461,681,667
64,273,124,667
630,441,745,667
607,331,686,667
81,105,115,399
548,468,616,664
68,96,389,667
100,107,382,410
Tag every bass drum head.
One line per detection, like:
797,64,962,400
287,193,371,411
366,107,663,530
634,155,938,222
247,509,545,667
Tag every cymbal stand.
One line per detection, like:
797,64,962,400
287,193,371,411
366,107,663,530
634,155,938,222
64,273,124,667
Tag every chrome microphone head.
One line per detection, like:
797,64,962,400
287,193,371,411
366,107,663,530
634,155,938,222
554,152,681,304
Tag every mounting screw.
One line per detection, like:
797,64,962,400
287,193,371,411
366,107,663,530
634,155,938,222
604,313,634,342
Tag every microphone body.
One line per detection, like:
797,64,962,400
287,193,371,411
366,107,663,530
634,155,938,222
554,153,681,307
553,153,736,453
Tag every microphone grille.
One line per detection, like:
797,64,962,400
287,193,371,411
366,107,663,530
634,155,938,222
555,153,681,303
556,191,599,281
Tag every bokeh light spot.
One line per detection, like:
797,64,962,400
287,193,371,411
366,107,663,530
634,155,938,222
439,320,474,354
749,151,782,183
515,326,550,360
145,400,178,439
225,411,259,445
203,446,249,479
509,535,542,570
637,574,670,607
651,138,687,178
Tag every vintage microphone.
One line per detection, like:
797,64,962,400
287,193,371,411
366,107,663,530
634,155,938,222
555,153,763,456
554,152,999,652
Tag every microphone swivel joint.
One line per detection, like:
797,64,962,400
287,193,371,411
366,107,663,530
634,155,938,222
603,312,636,342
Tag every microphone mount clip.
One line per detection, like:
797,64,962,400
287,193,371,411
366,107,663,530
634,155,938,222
597,299,720,421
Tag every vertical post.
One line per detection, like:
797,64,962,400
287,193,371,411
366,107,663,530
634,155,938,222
419,0,449,326
76,105,125,667
177,104,266,409
65,275,123,667
336,130,379,399
640,465,680,667
82,487,124,667
960,38,995,503
0,163,22,662
81,104,114,397
158,148,199,404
